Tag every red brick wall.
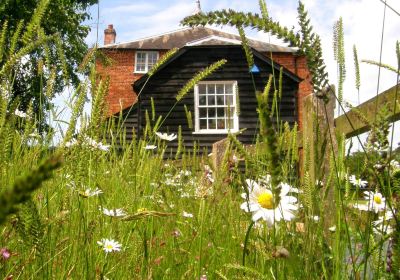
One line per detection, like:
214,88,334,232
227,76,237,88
96,49,168,116
263,52,313,129
96,49,139,115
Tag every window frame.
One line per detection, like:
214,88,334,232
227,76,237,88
134,51,159,73
193,81,239,134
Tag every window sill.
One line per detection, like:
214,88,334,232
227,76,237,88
192,130,239,135
134,71,147,74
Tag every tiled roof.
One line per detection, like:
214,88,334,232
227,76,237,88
100,26,296,53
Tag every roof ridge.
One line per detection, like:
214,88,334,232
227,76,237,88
103,26,192,47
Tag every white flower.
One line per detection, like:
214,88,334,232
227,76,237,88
65,138,78,148
240,179,298,226
312,215,320,222
155,132,177,141
206,173,214,183
97,238,122,253
79,187,103,198
144,145,157,150
14,109,27,118
390,160,400,171
353,191,386,213
179,170,191,176
100,207,126,217
329,226,336,232
373,211,394,235
348,175,368,188
182,211,193,218
97,143,110,151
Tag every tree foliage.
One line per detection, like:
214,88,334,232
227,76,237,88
0,0,97,131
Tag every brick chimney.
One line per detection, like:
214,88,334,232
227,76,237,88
104,24,116,45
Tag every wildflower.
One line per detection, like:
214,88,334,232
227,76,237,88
240,179,298,226
348,175,368,188
329,226,336,232
100,207,126,217
353,191,386,213
14,109,27,118
172,229,181,237
97,238,122,253
155,132,177,141
232,154,239,163
390,160,400,171
373,211,394,235
179,170,191,176
65,138,78,148
312,215,320,222
0,248,11,260
97,143,110,152
182,211,193,218
144,144,157,150
79,187,103,198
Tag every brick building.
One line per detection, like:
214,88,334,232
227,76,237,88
96,24,312,151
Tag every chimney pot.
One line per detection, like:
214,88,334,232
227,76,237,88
104,24,116,45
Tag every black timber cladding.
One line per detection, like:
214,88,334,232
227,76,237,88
125,45,300,153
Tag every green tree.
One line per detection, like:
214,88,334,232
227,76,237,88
0,0,97,132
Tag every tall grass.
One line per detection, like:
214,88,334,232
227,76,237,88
0,1,399,279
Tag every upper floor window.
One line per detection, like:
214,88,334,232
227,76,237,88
194,81,239,134
135,51,159,73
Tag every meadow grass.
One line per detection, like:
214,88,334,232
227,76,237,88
1,1,399,278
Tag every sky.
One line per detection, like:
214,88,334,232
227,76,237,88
55,0,400,147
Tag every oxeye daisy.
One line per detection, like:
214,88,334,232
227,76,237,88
240,179,298,227
348,175,368,188
79,187,103,198
14,109,27,118
100,207,126,217
372,211,394,235
155,132,177,141
182,211,193,218
353,191,386,213
97,238,122,253
144,144,157,150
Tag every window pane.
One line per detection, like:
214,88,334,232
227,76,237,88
148,52,158,69
208,108,215,118
199,108,207,118
216,84,224,94
207,84,215,94
199,95,206,105
136,64,146,72
225,84,233,94
198,84,206,94
217,118,225,129
208,95,215,106
216,95,224,105
225,95,233,105
217,108,225,117
137,53,146,62
208,118,216,129
200,119,207,129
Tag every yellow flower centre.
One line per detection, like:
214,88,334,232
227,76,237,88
106,244,113,250
257,192,274,209
373,194,382,204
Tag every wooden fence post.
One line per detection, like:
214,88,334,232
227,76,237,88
302,86,337,232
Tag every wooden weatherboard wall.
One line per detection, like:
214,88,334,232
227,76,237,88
125,45,301,154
